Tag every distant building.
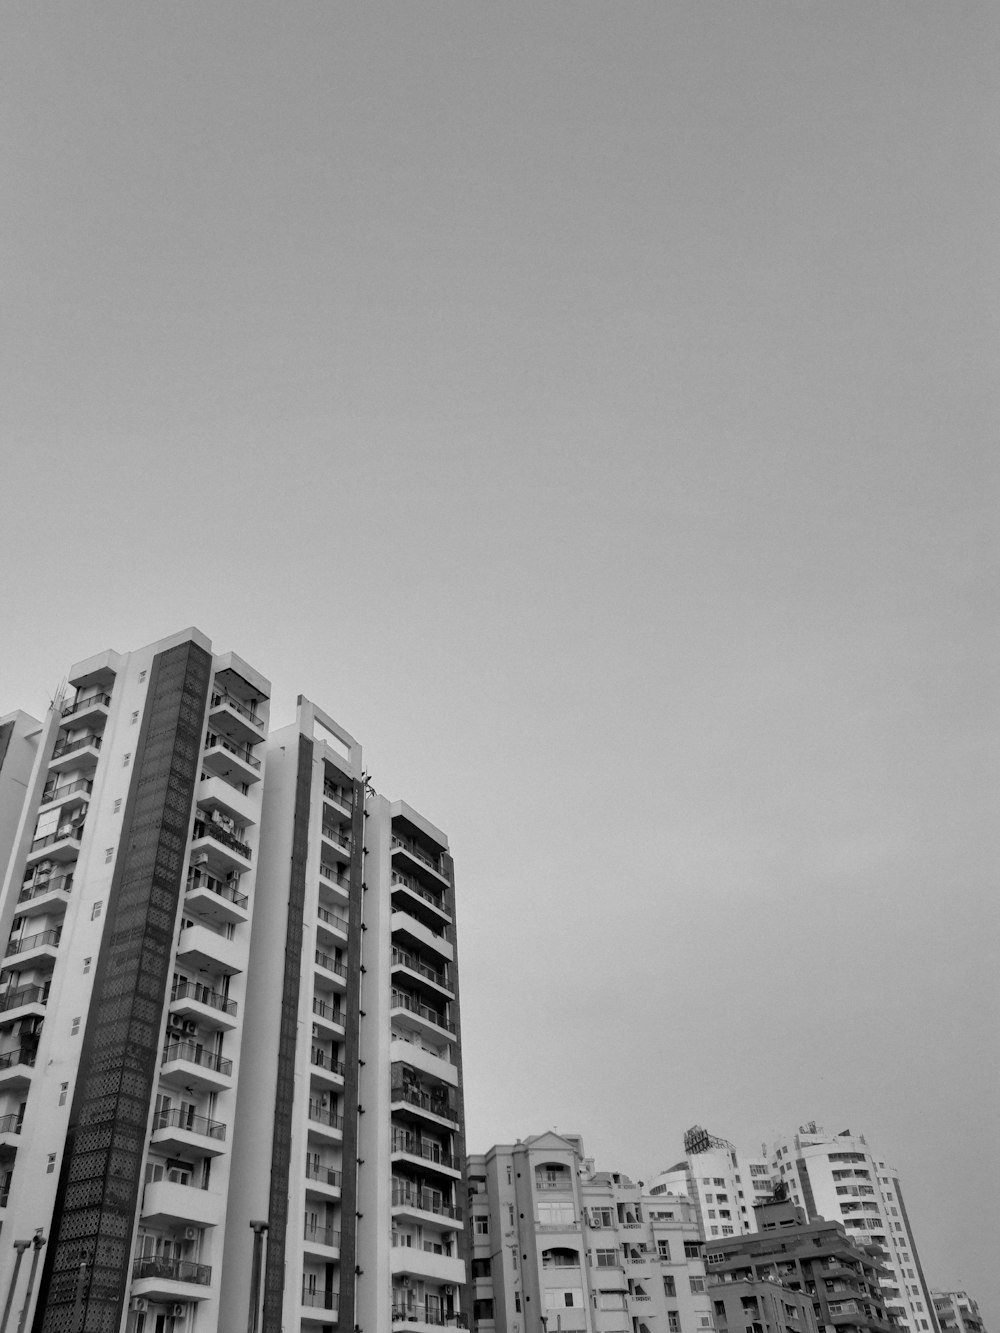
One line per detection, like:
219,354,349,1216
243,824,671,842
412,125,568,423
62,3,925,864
770,1124,937,1333
705,1196,896,1333
648,1126,776,1240
932,1292,987,1333
467,1131,713,1333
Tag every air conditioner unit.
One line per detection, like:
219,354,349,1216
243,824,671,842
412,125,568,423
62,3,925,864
400,1276,410,1287
181,1020,197,1034
171,1305,187,1320
184,1227,198,1240
443,1285,454,1296
130,1298,149,1313
192,852,209,866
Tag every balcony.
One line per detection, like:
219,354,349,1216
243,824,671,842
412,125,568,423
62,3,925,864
391,834,447,881
49,733,102,772
312,996,346,1032
303,1221,341,1253
191,818,252,875
150,1108,227,1158
0,1046,36,1089
184,870,249,928
301,1287,339,1314
391,990,455,1042
391,1183,463,1226
391,910,453,959
307,1101,344,1139
3,929,60,970
176,922,243,975
311,1050,345,1085
390,1244,465,1286
15,874,72,918
131,1256,212,1302
0,1113,22,1150
161,1040,233,1092
60,692,112,727
141,1179,223,1228
170,979,238,1031
319,863,351,902
321,823,353,858
391,1133,460,1177
197,773,256,825
317,906,350,941
0,985,48,1021
203,733,262,785
208,690,265,746
323,782,353,814
25,824,83,866
391,1304,465,1331
391,872,451,928
39,777,93,813
391,948,452,998
305,1162,342,1196
315,949,347,983
390,1081,459,1127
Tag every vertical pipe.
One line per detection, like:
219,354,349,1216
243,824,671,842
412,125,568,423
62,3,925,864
248,1222,268,1333
15,1235,45,1333
0,1242,31,1333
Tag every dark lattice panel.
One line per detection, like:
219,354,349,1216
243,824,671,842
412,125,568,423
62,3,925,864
35,641,212,1333
261,735,314,1333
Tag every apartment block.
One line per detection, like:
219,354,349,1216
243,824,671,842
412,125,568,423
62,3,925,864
0,631,470,1333
467,1131,713,1333
649,1126,775,1241
932,1292,987,1333
705,1197,896,1333
770,1125,937,1333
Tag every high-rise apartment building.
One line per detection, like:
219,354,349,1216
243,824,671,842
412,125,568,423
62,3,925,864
932,1292,987,1333
648,1126,775,1241
770,1125,937,1333
0,630,469,1333
467,1131,714,1333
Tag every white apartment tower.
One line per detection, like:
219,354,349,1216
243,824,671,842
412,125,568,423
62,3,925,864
0,631,470,1333
770,1124,937,1333
648,1126,775,1242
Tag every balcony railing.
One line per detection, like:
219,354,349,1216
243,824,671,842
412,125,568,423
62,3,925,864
41,778,93,805
312,997,346,1027
315,950,346,978
29,826,83,853
0,1047,36,1072
391,1184,462,1219
320,864,350,889
211,691,264,729
391,871,450,918
132,1256,212,1286
391,1135,458,1170
18,874,72,904
317,906,350,933
391,834,445,875
391,991,454,1033
312,1050,345,1078
51,734,102,761
301,1289,338,1311
0,985,48,1013
305,1163,342,1188
204,734,261,771
171,979,237,1017
151,1107,226,1141
303,1222,341,1247
162,1042,233,1077
61,693,112,718
4,929,61,958
323,783,353,811
390,1083,458,1120
321,825,352,853
391,1306,464,1328
0,1114,21,1135
185,870,248,910
391,949,449,989
192,820,252,860
307,1101,344,1131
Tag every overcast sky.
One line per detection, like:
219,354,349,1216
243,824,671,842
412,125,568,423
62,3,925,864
1,1,996,1321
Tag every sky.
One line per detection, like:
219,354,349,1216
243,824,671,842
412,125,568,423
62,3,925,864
1,0,997,1321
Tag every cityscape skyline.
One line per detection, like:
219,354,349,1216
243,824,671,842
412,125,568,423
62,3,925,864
2,1,994,1326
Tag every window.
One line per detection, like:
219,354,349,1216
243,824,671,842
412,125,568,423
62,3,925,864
104,847,113,864
684,1243,701,1259
71,1017,80,1036
83,957,91,974
538,1201,575,1226
591,1207,614,1228
138,670,147,682
123,753,131,767
131,711,139,725
690,1277,705,1293
714,1178,726,1186
599,1292,627,1311
657,1240,671,1260
91,901,103,920
113,798,122,813
668,1311,681,1332
664,1277,677,1296
708,1211,716,1219
595,1250,619,1268
474,1215,489,1235
59,1083,68,1106
47,1154,56,1174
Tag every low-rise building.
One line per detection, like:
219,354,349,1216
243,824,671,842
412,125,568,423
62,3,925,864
932,1292,987,1333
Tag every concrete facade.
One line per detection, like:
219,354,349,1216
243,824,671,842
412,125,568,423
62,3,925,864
467,1132,714,1333
649,1127,776,1242
932,1293,987,1333
0,632,469,1333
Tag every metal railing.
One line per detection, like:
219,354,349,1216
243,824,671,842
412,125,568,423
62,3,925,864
390,871,450,918
391,948,449,989
311,1050,345,1078
192,819,252,860
307,1101,344,1131
391,990,454,1033
18,874,72,904
0,985,48,1013
162,1042,233,1077
323,784,353,811
390,1084,458,1121
151,1107,226,1140
132,1256,211,1285
204,734,261,770
305,1163,342,1188
0,1047,35,1072
171,979,237,1017
51,734,102,761
391,834,446,875
315,950,346,978
390,1304,465,1326
29,826,83,853
210,691,264,729
301,1289,338,1310
319,864,350,889
41,778,93,805
391,1134,458,1170
321,825,352,853
303,1222,340,1247
4,929,60,958
312,997,346,1027
317,906,349,933
391,1184,462,1219
0,1115,21,1135
185,870,248,910
61,693,112,718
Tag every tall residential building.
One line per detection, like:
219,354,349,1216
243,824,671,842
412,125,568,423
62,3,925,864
770,1125,937,1333
0,630,469,1333
467,1131,713,1333
648,1126,776,1241
704,1196,896,1333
